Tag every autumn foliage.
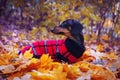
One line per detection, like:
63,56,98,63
0,0,120,80
0,48,117,80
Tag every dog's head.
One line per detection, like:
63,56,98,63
51,19,84,43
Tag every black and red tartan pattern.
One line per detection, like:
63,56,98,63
20,39,79,63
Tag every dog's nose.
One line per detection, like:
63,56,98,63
50,28,54,33
50,26,63,34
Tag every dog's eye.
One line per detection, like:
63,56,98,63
68,27,71,30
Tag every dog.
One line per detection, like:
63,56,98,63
19,19,86,63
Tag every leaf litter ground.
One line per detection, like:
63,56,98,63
0,29,120,80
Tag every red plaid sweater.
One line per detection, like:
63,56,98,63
20,39,79,63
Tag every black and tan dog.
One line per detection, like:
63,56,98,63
19,19,86,63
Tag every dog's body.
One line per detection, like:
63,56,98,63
19,19,86,63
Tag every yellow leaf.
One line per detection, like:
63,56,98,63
63,63,69,73
72,12,80,19
4,54,11,62
58,12,70,21
64,12,70,18
0,54,11,65
18,33,26,40
103,18,114,28
114,24,120,33
30,70,56,80
69,66,81,77
81,17,90,28
55,3,60,8
89,13,101,21
0,59,6,65
81,7,90,17
86,6,94,13
74,1,84,7
96,44,104,52
79,51,96,62
105,52,118,60
23,48,33,59
30,58,39,63
84,34,91,41
78,62,90,72
39,27,48,35
62,4,69,11
40,54,53,66
40,54,49,62
90,65,116,80
91,33,97,41
31,27,39,36
53,66,67,80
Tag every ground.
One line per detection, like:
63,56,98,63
0,28,120,80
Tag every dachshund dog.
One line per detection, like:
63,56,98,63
19,19,86,63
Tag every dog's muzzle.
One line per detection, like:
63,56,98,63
50,28,55,33
50,27,64,34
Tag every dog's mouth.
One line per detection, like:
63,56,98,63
50,27,64,34
51,29,64,34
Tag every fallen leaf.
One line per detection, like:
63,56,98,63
30,70,56,80
1,64,15,74
23,48,33,59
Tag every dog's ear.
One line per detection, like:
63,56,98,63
70,20,83,35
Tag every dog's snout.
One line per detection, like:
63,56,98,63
50,28,54,32
51,26,64,34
